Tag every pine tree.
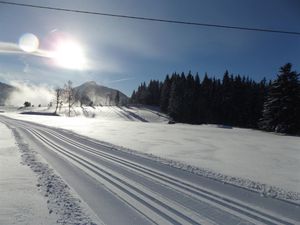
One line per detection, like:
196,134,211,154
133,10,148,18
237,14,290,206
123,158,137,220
200,73,213,123
131,90,136,103
221,71,234,125
259,63,300,134
168,74,185,121
160,75,172,113
182,71,195,123
194,73,205,123
115,91,120,106
147,80,161,106
130,68,281,129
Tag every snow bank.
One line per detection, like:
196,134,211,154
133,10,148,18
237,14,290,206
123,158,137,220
0,122,56,224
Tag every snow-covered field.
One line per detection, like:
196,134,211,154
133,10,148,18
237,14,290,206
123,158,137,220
2,105,300,198
0,122,56,224
1,105,169,123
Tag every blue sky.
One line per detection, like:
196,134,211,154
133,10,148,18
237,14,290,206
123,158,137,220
0,0,299,96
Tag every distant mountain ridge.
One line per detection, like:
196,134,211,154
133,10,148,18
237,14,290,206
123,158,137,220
74,81,128,106
0,82,15,105
0,81,128,106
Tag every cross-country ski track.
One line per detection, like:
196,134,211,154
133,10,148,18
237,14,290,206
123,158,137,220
0,115,299,225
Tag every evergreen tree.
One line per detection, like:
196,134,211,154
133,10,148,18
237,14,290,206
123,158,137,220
194,73,205,123
131,90,137,103
134,82,147,104
160,75,172,112
181,72,195,123
115,91,120,106
183,71,196,123
200,73,213,123
168,74,185,121
259,63,300,134
147,80,161,106
130,68,280,130
220,71,234,125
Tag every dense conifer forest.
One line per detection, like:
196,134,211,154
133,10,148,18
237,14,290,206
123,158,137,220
131,63,300,134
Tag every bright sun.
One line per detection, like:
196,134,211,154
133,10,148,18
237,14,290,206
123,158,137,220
52,39,87,70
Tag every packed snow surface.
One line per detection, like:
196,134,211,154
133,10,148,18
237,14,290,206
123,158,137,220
0,122,57,224
3,106,300,197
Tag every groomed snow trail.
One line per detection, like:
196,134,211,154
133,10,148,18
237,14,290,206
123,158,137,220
1,116,299,225
0,122,58,225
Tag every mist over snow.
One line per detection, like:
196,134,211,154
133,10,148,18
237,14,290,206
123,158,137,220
5,81,55,106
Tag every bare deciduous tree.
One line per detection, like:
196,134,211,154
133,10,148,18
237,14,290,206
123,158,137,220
54,87,63,115
64,80,76,117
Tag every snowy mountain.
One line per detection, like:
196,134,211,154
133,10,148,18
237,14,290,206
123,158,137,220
0,81,128,107
74,81,129,106
0,82,15,105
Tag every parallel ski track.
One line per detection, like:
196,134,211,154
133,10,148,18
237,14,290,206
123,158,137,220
39,127,296,225
2,118,298,225
26,127,210,225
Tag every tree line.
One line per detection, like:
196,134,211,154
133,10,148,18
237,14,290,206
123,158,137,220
131,63,300,134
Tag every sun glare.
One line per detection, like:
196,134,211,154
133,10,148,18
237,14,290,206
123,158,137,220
51,39,87,70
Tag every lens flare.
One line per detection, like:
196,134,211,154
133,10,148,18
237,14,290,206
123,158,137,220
19,33,39,53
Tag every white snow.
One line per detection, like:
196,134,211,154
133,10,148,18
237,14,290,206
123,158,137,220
3,106,300,199
0,122,57,225
67,105,169,123
11,123,102,225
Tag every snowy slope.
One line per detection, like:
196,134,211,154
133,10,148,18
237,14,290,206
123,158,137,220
87,106,169,122
3,107,300,201
74,81,129,106
11,105,170,123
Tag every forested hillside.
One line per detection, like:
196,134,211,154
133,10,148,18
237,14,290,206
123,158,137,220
131,63,300,134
